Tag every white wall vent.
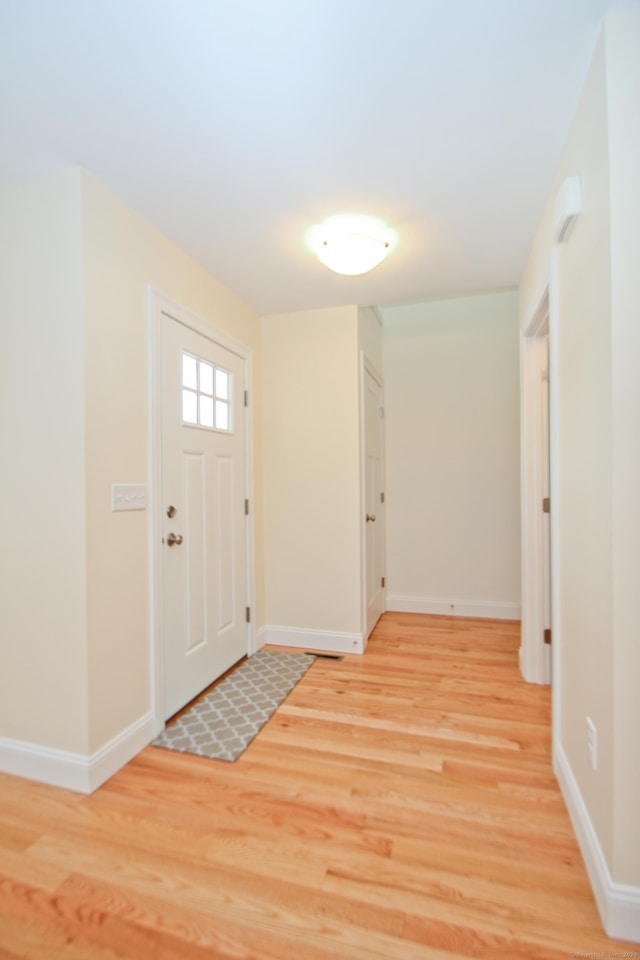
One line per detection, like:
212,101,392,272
554,176,582,243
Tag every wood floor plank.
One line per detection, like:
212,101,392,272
0,613,637,958
53,871,386,960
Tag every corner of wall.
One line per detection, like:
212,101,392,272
555,743,640,942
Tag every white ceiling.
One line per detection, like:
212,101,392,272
0,0,625,315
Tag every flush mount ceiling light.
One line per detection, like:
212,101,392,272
307,215,396,276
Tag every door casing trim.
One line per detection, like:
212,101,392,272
147,287,255,736
520,253,559,692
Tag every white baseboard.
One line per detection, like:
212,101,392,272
0,736,92,793
88,713,154,792
387,595,521,621
262,626,364,655
0,712,154,795
555,742,640,942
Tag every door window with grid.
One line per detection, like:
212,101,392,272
181,352,231,431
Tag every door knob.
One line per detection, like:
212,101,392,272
166,533,184,546
366,514,376,523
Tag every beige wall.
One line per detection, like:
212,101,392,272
358,306,383,374
605,10,640,888
261,306,362,635
382,291,521,615
81,173,263,753
524,30,615,863
519,11,640,888
0,169,263,758
0,170,89,752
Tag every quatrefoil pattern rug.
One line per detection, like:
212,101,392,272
152,650,314,762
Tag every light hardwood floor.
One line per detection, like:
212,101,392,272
0,613,637,959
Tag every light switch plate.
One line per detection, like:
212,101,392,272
111,483,146,512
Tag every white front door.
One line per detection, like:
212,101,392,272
161,311,248,719
364,364,385,637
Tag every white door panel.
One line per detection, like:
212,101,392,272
161,312,247,719
541,336,552,682
364,366,385,637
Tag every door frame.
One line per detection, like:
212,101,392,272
359,353,386,644
520,255,559,688
147,287,255,736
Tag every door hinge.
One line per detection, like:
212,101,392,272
381,576,385,588
544,628,552,645
380,492,385,504
246,607,251,623
542,497,550,514
379,406,385,419
245,499,249,515
244,390,248,407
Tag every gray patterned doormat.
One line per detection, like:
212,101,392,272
152,650,314,762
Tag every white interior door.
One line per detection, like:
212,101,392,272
541,335,552,683
161,312,247,719
364,364,385,637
